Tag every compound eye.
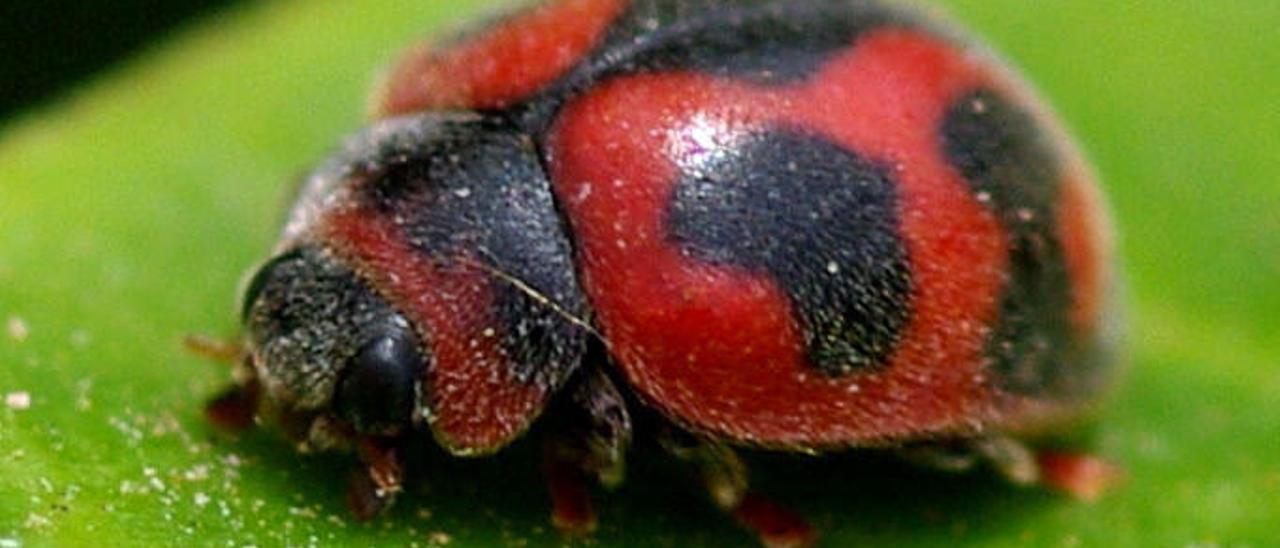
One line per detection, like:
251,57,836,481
335,329,423,434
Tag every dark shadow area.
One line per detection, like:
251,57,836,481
206,420,1063,545
0,0,245,121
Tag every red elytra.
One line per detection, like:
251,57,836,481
341,0,1118,464
547,30,1021,446
376,0,626,114
326,206,546,453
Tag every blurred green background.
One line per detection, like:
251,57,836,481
1,0,1277,546
0,0,239,121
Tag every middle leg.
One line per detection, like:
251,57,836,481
657,427,817,548
541,367,633,535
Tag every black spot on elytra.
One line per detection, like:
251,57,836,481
666,128,912,375
598,0,908,86
941,89,1090,397
514,0,920,129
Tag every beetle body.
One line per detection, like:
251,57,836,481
212,0,1121,542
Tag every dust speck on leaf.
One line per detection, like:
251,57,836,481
23,513,50,530
289,506,319,519
181,464,211,482
6,316,29,341
5,392,31,410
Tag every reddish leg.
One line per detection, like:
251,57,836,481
541,368,632,536
348,436,405,520
183,333,245,363
660,428,816,548
732,494,818,548
905,437,1122,501
973,438,1122,500
188,334,261,432
1036,451,1123,501
543,447,598,535
204,379,261,431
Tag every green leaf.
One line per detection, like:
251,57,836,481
2,0,1277,545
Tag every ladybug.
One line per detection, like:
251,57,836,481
201,0,1121,544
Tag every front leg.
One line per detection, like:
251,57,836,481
542,367,632,535
190,334,415,519
187,335,263,431
347,435,407,520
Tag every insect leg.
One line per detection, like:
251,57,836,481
658,428,816,548
902,436,1122,500
542,367,632,535
1034,450,1123,501
347,436,406,520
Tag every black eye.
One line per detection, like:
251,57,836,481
335,329,423,434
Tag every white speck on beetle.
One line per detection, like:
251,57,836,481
572,182,594,204
5,392,30,410
452,187,472,199
826,261,840,275
7,316,28,341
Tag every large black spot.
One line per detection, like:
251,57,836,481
666,129,912,375
514,0,920,129
599,0,908,86
942,90,1085,397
